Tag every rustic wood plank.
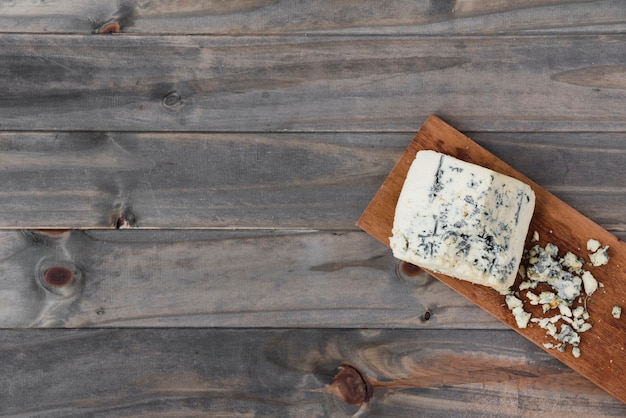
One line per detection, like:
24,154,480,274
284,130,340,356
0,131,623,229
0,229,499,329
357,115,626,405
0,131,406,229
0,35,625,132
4,228,625,329
1,328,624,416
0,0,624,35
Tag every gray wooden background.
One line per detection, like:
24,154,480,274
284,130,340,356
0,1,625,416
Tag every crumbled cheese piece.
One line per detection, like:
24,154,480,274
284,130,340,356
561,252,583,272
589,246,610,267
519,280,536,291
538,291,558,306
572,306,586,319
505,294,523,310
581,271,598,295
612,306,622,319
512,307,531,329
545,243,559,257
390,150,535,294
527,292,540,305
558,303,572,318
587,239,601,252
510,237,612,359
505,294,531,328
556,324,580,346
532,231,539,242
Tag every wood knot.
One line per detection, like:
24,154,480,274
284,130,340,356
162,91,185,111
327,362,373,407
44,266,74,287
36,259,82,298
95,21,121,34
401,262,422,276
33,229,70,238
116,216,133,229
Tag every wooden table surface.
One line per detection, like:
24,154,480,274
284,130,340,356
0,1,625,416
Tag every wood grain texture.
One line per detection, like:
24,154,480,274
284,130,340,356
0,131,405,229
0,0,624,35
358,115,626,405
4,227,625,330
0,35,625,132
2,328,625,417
0,2,625,415
0,229,500,329
0,131,623,229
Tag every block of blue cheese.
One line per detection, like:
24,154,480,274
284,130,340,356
390,150,536,294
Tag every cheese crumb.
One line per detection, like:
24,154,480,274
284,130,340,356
506,294,531,328
612,306,622,319
589,246,610,267
581,271,598,296
587,239,601,252
561,252,583,272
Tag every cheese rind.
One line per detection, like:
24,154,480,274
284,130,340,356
390,150,536,293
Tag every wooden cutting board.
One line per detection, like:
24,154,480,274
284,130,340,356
357,115,626,404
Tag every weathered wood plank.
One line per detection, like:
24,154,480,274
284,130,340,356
4,229,625,329
0,131,406,229
0,229,499,329
1,328,624,416
0,131,623,229
0,0,624,35
0,35,625,132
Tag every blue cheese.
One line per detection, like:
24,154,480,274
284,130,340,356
390,150,536,294
581,271,598,295
587,239,601,252
561,252,583,273
516,241,600,358
526,245,583,303
613,306,622,319
505,294,531,328
589,246,610,267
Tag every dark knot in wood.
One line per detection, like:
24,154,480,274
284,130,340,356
162,91,185,110
34,229,70,238
36,259,82,298
116,216,132,229
401,261,422,276
328,362,373,407
96,21,121,34
44,266,74,288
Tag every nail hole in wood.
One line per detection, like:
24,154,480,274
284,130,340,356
423,310,431,321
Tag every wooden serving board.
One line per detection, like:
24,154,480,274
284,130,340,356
357,115,626,404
